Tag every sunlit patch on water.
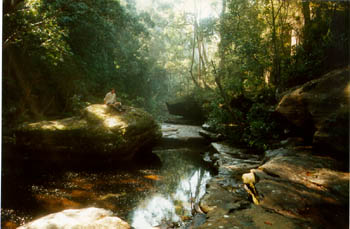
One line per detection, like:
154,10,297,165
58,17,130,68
144,174,163,181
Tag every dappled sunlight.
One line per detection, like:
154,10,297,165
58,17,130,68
104,117,125,128
29,121,67,130
85,105,113,122
25,118,88,131
43,121,65,130
85,104,128,129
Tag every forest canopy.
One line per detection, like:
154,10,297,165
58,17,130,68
2,0,349,147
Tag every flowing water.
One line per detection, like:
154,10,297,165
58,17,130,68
1,126,213,228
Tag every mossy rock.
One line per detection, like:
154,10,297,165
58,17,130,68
15,104,161,164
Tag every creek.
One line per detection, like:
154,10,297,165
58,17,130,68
1,123,214,228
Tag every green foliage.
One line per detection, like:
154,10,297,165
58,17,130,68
201,0,349,150
3,0,348,154
3,0,168,123
203,87,282,149
203,95,242,142
67,94,90,116
242,102,281,150
282,2,349,88
219,0,268,95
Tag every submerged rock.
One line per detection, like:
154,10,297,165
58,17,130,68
14,104,161,164
18,207,130,229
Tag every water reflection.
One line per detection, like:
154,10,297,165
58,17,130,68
132,195,180,228
2,147,212,228
130,149,212,228
174,169,211,209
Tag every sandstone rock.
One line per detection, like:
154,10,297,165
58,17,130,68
18,207,130,229
14,104,161,164
198,179,309,229
211,142,260,160
210,142,261,181
249,148,349,228
199,144,349,229
276,67,350,155
158,123,207,148
264,147,294,161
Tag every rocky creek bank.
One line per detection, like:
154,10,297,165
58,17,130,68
196,67,350,229
198,141,349,229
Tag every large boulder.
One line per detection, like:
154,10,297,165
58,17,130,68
166,96,204,122
276,67,349,155
14,104,161,164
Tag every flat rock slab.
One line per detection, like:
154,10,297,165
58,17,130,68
211,142,260,160
159,123,207,148
198,179,310,229
210,142,262,180
249,148,350,228
18,207,130,229
258,149,349,199
197,204,312,229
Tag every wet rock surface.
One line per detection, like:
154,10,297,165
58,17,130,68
159,123,208,148
198,141,349,229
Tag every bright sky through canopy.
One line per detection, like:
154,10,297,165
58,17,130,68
135,0,220,19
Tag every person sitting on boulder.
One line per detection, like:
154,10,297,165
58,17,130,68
104,88,122,111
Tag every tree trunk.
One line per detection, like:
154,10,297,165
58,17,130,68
190,22,201,88
301,1,311,52
270,0,281,86
215,0,233,113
